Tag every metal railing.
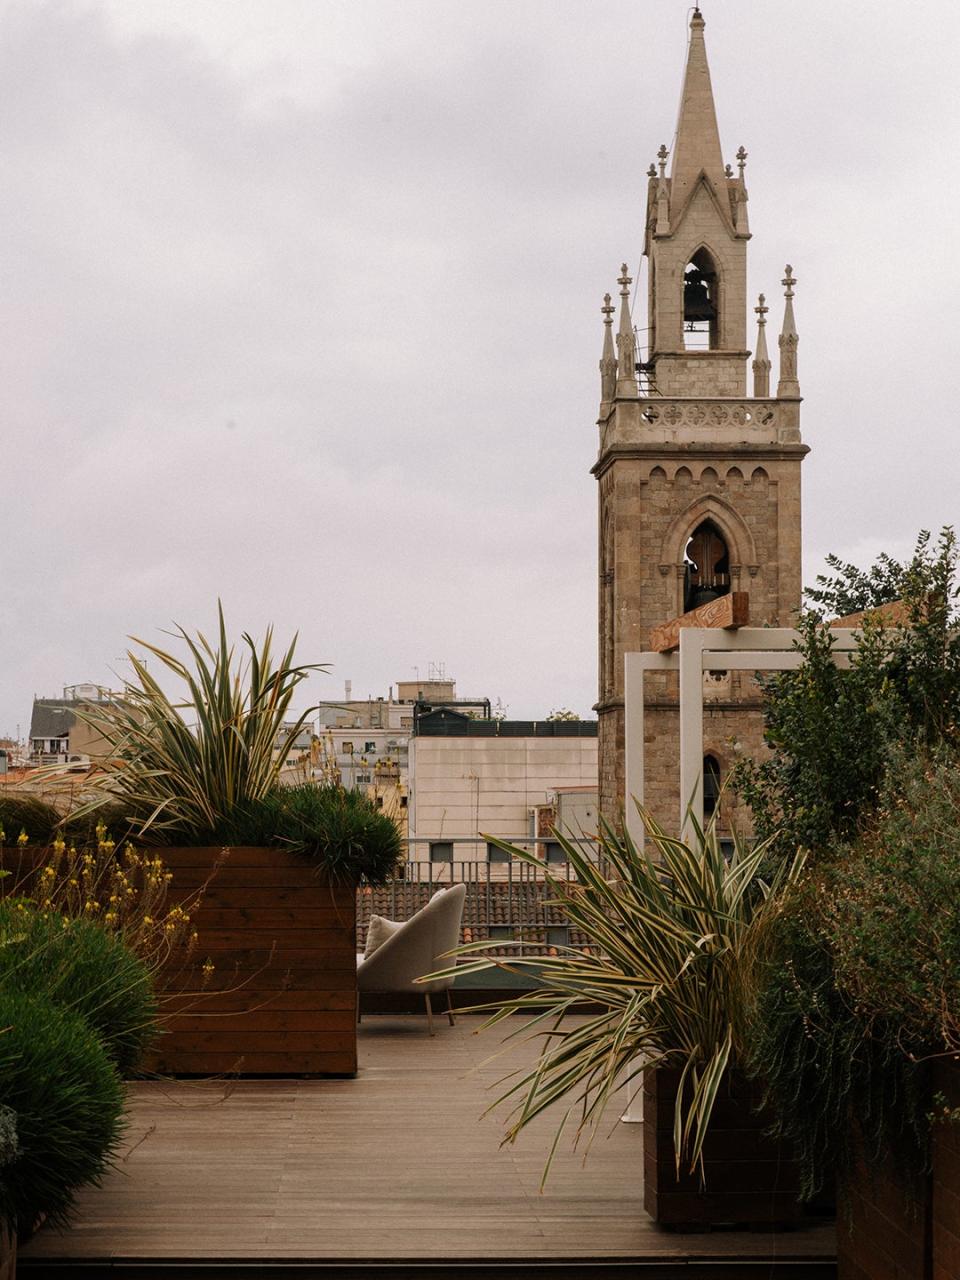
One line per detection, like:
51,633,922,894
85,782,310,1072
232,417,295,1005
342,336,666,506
358,837,607,958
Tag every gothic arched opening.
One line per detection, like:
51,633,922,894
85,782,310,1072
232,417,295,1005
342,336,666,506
703,754,722,820
682,247,719,350
683,519,730,613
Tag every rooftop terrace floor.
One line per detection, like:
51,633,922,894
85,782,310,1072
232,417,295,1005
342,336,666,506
21,1015,836,1277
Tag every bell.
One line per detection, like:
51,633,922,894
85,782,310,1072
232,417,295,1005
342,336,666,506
688,585,723,611
683,271,716,323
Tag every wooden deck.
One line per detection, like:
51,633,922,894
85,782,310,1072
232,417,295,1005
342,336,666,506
20,1015,836,1277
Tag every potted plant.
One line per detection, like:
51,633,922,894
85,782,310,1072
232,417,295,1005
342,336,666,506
439,810,805,1225
733,530,960,1275
64,606,402,1075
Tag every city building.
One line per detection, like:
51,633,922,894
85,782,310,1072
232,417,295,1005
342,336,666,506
28,685,126,767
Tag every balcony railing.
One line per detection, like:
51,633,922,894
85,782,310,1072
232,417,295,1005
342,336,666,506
359,836,607,958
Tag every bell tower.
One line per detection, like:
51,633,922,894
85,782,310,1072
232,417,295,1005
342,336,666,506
593,8,809,827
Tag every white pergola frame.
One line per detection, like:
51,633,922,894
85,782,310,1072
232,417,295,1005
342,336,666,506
624,626,861,844
618,624,861,1124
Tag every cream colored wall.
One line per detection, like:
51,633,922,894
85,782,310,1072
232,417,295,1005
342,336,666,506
409,737,598,848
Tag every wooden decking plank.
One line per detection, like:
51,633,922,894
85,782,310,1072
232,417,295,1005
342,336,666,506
21,1017,835,1270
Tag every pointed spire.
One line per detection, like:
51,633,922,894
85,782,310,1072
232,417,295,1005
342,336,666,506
655,143,670,236
670,7,727,211
752,293,771,397
599,292,617,407
615,265,638,398
777,266,800,397
734,145,750,234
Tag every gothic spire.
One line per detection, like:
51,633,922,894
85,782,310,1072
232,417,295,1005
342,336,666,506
599,292,617,407
777,266,800,397
669,7,727,211
752,293,770,397
615,265,638,398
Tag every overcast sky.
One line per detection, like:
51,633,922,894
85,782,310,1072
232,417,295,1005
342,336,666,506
2,0,958,737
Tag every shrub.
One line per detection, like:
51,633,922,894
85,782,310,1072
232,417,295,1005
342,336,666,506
206,783,403,885
0,795,60,845
0,1106,17,1170
29,829,199,974
0,904,157,1075
0,992,124,1236
734,527,960,864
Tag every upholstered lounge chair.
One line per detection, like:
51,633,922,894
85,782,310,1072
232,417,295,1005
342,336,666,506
356,884,467,1034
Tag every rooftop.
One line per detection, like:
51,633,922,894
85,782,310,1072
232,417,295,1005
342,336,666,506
21,1016,835,1277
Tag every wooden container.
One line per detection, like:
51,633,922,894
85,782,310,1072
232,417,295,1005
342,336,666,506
150,847,358,1076
643,1066,802,1228
0,1224,15,1280
838,1059,960,1280
1,843,358,1077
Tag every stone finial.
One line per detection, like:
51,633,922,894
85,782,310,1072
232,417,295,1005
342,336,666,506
777,267,800,398
725,163,733,178
752,292,771,398
733,145,750,235
655,144,670,236
647,163,657,178
615,265,638,398
599,292,617,406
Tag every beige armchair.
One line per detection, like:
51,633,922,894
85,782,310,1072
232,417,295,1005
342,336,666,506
356,884,466,1034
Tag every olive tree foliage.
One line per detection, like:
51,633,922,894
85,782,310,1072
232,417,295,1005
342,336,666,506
734,527,960,862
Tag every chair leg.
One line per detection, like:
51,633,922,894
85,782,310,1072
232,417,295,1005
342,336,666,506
446,989,456,1026
425,992,435,1036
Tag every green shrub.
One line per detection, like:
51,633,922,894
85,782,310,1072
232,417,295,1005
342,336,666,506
0,992,124,1235
0,904,157,1075
0,1106,17,1170
0,795,60,845
734,527,960,864
206,783,403,885
743,874,929,1200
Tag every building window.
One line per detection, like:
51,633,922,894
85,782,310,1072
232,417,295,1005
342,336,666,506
399,796,408,808
703,754,722,819
682,246,719,350
430,841,453,863
341,741,353,754
487,842,511,864
545,841,566,865
364,741,376,753
684,521,730,613
357,773,371,785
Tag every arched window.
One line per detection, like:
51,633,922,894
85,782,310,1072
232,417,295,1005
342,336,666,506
703,754,722,820
683,520,730,613
682,247,719,351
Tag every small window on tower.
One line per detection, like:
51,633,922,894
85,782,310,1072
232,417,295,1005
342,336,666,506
703,754,722,819
682,248,719,350
684,521,730,613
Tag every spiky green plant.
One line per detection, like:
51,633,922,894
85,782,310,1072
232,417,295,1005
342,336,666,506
436,809,803,1183
69,605,326,840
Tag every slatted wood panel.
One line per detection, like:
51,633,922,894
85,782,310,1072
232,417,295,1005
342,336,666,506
21,1017,836,1270
150,847,358,1076
644,1067,803,1227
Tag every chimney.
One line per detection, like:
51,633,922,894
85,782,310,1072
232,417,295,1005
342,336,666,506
345,679,352,701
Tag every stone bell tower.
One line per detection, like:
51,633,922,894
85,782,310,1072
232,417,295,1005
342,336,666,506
593,7,808,827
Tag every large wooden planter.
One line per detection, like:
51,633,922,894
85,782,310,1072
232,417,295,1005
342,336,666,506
0,1224,15,1280
644,1066,802,1228
838,1059,960,1280
150,847,358,1077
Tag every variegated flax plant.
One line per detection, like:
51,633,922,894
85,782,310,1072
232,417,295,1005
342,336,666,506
67,604,327,841
438,808,803,1186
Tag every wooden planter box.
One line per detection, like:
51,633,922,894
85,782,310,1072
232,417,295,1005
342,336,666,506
0,1224,15,1280
643,1066,802,1228
0,843,358,1077
150,847,358,1077
838,1059,960,1280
